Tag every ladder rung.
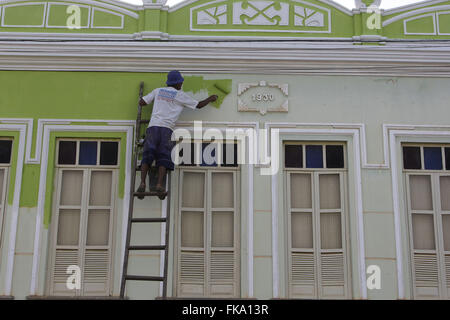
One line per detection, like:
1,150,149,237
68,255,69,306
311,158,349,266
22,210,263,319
128,245,166,251
125,275,164,282
133,191,168,197
140,119,150,124
131,218,167,223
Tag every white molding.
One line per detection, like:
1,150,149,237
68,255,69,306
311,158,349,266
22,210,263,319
383,0,449,16
29,122,134,295
2,40,450,77
383,5,450,27
403,12,437,35
45,2,91,29
271,171,279,297
0,123,26,296
91,6,124,29
1,2,47,28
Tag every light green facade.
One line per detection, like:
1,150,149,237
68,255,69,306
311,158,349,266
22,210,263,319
1,0,450,300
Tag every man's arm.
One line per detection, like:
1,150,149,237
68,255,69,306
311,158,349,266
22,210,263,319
196,95,218,109
139,98,147,107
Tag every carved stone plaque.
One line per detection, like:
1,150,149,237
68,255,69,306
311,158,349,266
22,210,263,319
238,81,288,115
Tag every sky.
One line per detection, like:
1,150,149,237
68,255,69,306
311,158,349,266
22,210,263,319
119,0,424,9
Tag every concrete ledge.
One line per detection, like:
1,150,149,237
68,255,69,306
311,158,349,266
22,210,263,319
0,296,14,300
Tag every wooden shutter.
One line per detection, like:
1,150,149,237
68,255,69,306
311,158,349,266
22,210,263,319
178,171,206,296
0,168,7,246
177,169,239,297
82,170,114,296
408,174,441,298
288,172,348,299
209,171,238,297
50,170,83,295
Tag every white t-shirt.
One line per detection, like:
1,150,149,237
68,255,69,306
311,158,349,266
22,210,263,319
142,87,198,130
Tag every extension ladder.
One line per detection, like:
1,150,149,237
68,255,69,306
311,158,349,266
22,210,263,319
120,82,171,299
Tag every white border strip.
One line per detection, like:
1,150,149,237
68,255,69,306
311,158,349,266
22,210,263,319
29,124,133,295
383,5,450,27
0,124,26,296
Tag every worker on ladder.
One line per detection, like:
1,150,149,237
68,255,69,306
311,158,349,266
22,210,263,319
137,70,218,200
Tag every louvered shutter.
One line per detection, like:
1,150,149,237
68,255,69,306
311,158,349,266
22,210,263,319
83,249,110,295
320,252,345,298
413,253,440,297
179,251,205,296
209,251,236,296
291,252,316,297
52,249,80,295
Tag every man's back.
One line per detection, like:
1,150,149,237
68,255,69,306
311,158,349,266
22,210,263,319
143,86,198,130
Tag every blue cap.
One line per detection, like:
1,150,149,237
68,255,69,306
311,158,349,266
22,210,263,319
166,70,184,85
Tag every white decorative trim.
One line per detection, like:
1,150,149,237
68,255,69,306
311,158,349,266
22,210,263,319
0,123,26,296
29,122,134,295
404,13,437,35
271,171,279,297
45,2,91,29
383,5,450,27
0,31,140,40
247,163,254,298
238,81,288,115
91,7,124,29
1,2,47,28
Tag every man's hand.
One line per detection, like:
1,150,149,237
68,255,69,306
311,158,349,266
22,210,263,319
139,98,147,107
196,95,218,109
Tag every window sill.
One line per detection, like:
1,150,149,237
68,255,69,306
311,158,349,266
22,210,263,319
26,295,125,300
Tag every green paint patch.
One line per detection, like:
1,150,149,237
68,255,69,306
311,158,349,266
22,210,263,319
183,76,232,109
20,165,40,207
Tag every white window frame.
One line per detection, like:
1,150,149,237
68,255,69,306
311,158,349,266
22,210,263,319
174,138,241,297
403,143,450,299
47,138,120,296
0,137,12,248
284,142,351,299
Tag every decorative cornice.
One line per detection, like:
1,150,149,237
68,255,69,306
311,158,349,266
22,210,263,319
1,40,450,77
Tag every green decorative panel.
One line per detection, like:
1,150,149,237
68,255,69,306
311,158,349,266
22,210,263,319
438,12,450,34
2,2,46,27
404,14,436,35
92,8,124,29
46,3,90,28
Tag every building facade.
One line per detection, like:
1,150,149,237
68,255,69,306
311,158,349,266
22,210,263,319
1,0,450,300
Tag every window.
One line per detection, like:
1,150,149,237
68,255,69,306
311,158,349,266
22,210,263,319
0,139,12,245
284,143,350,299
176,141,240,297
403,144,450,299
48,139,119,296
